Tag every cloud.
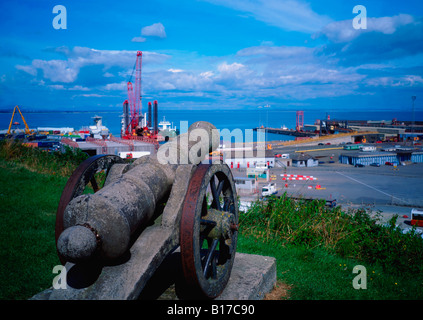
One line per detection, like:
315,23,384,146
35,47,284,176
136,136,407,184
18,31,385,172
15,47,170,83
365,75,423,87
317,16,423,67
202,0,332,33
131,36,146,43
132,23,166,42
316,14,415,43
102,81,127,91
217,62,245,73
141,22,166,38
80,93,107,98
140,46,366,103
147,69,216,92
16,64,37,76
31,59,79,83
47,84,90,91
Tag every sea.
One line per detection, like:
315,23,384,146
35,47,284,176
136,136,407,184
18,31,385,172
1,109,422,143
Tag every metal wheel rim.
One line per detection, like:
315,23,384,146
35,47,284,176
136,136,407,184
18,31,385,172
180,163,238,299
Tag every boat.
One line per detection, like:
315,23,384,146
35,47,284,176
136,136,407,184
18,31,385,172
87,115,110,139
74,115,110,140
158,116,178,140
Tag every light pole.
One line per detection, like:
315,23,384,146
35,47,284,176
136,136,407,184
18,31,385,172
411,96,416,137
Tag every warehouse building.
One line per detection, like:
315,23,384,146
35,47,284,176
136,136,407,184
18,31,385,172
339,149,423,166
291,153,319,167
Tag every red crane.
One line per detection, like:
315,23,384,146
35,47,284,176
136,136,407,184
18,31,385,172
121,51,159,146
125,51,143,136
296,110,304,132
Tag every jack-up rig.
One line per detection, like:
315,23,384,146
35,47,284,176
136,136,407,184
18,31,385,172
121,51,161,143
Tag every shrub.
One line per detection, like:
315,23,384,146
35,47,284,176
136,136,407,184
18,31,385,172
239,193,423,275
0,139,88,177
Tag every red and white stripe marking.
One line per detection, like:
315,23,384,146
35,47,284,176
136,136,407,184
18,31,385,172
281,174,317,181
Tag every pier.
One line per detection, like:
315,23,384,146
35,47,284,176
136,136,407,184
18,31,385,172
253,127,317,138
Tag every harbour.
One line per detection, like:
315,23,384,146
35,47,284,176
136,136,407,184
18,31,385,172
1,50,423,229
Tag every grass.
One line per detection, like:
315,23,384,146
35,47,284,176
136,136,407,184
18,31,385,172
237,194,423,299
0,159,64,299
238,234,423,299
0,139,88,177
0,140,88,299
1,140,423,300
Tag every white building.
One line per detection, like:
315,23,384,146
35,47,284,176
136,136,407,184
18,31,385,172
234,177,257,194
291,153,319,167
223,149,275,168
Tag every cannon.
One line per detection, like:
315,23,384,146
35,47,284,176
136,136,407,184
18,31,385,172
51,121,239,300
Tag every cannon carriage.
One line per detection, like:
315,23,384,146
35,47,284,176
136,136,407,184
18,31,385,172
51,121,239,300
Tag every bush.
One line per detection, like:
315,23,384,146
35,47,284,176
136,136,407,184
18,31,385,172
0,139,88,177
239,193,423,275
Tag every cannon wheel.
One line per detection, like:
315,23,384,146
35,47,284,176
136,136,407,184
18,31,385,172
55,154,123,264
180,164,238,299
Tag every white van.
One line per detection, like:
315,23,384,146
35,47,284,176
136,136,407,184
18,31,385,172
256,162,268,170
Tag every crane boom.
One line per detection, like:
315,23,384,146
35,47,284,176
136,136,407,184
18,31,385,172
125,51,143,135
135,51,142,121
7,105,32,135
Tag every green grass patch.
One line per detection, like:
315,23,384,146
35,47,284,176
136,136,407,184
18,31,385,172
0,159,64,299
0,139,88,177
237,234,422,299
237,194,423,299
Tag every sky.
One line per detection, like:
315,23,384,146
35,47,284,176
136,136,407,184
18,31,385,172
0,0,422,112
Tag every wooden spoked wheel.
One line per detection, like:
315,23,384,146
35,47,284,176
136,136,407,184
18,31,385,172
180,164,238,299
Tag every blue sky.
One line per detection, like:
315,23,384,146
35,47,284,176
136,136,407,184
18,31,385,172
0,0,422,112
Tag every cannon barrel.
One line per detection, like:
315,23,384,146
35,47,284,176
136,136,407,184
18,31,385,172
57,121,219,262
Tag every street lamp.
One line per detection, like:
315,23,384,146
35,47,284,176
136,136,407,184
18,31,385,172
411,96,416,136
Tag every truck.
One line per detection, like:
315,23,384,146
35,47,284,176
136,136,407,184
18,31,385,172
262,183,277,197
118,151,150,159
411,208,423,227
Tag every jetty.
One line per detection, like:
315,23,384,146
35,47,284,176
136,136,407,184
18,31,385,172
253,127,317,138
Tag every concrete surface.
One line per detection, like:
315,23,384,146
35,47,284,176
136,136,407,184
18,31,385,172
216,253,276,300
139,250,277,300
31,251,277,300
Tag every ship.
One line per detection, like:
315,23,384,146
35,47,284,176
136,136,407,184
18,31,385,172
158,116,178,140
76,115,110,140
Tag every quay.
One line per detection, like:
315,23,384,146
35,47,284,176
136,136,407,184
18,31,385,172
253,127,316,137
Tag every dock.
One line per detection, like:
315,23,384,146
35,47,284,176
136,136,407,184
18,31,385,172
253,127,317,137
